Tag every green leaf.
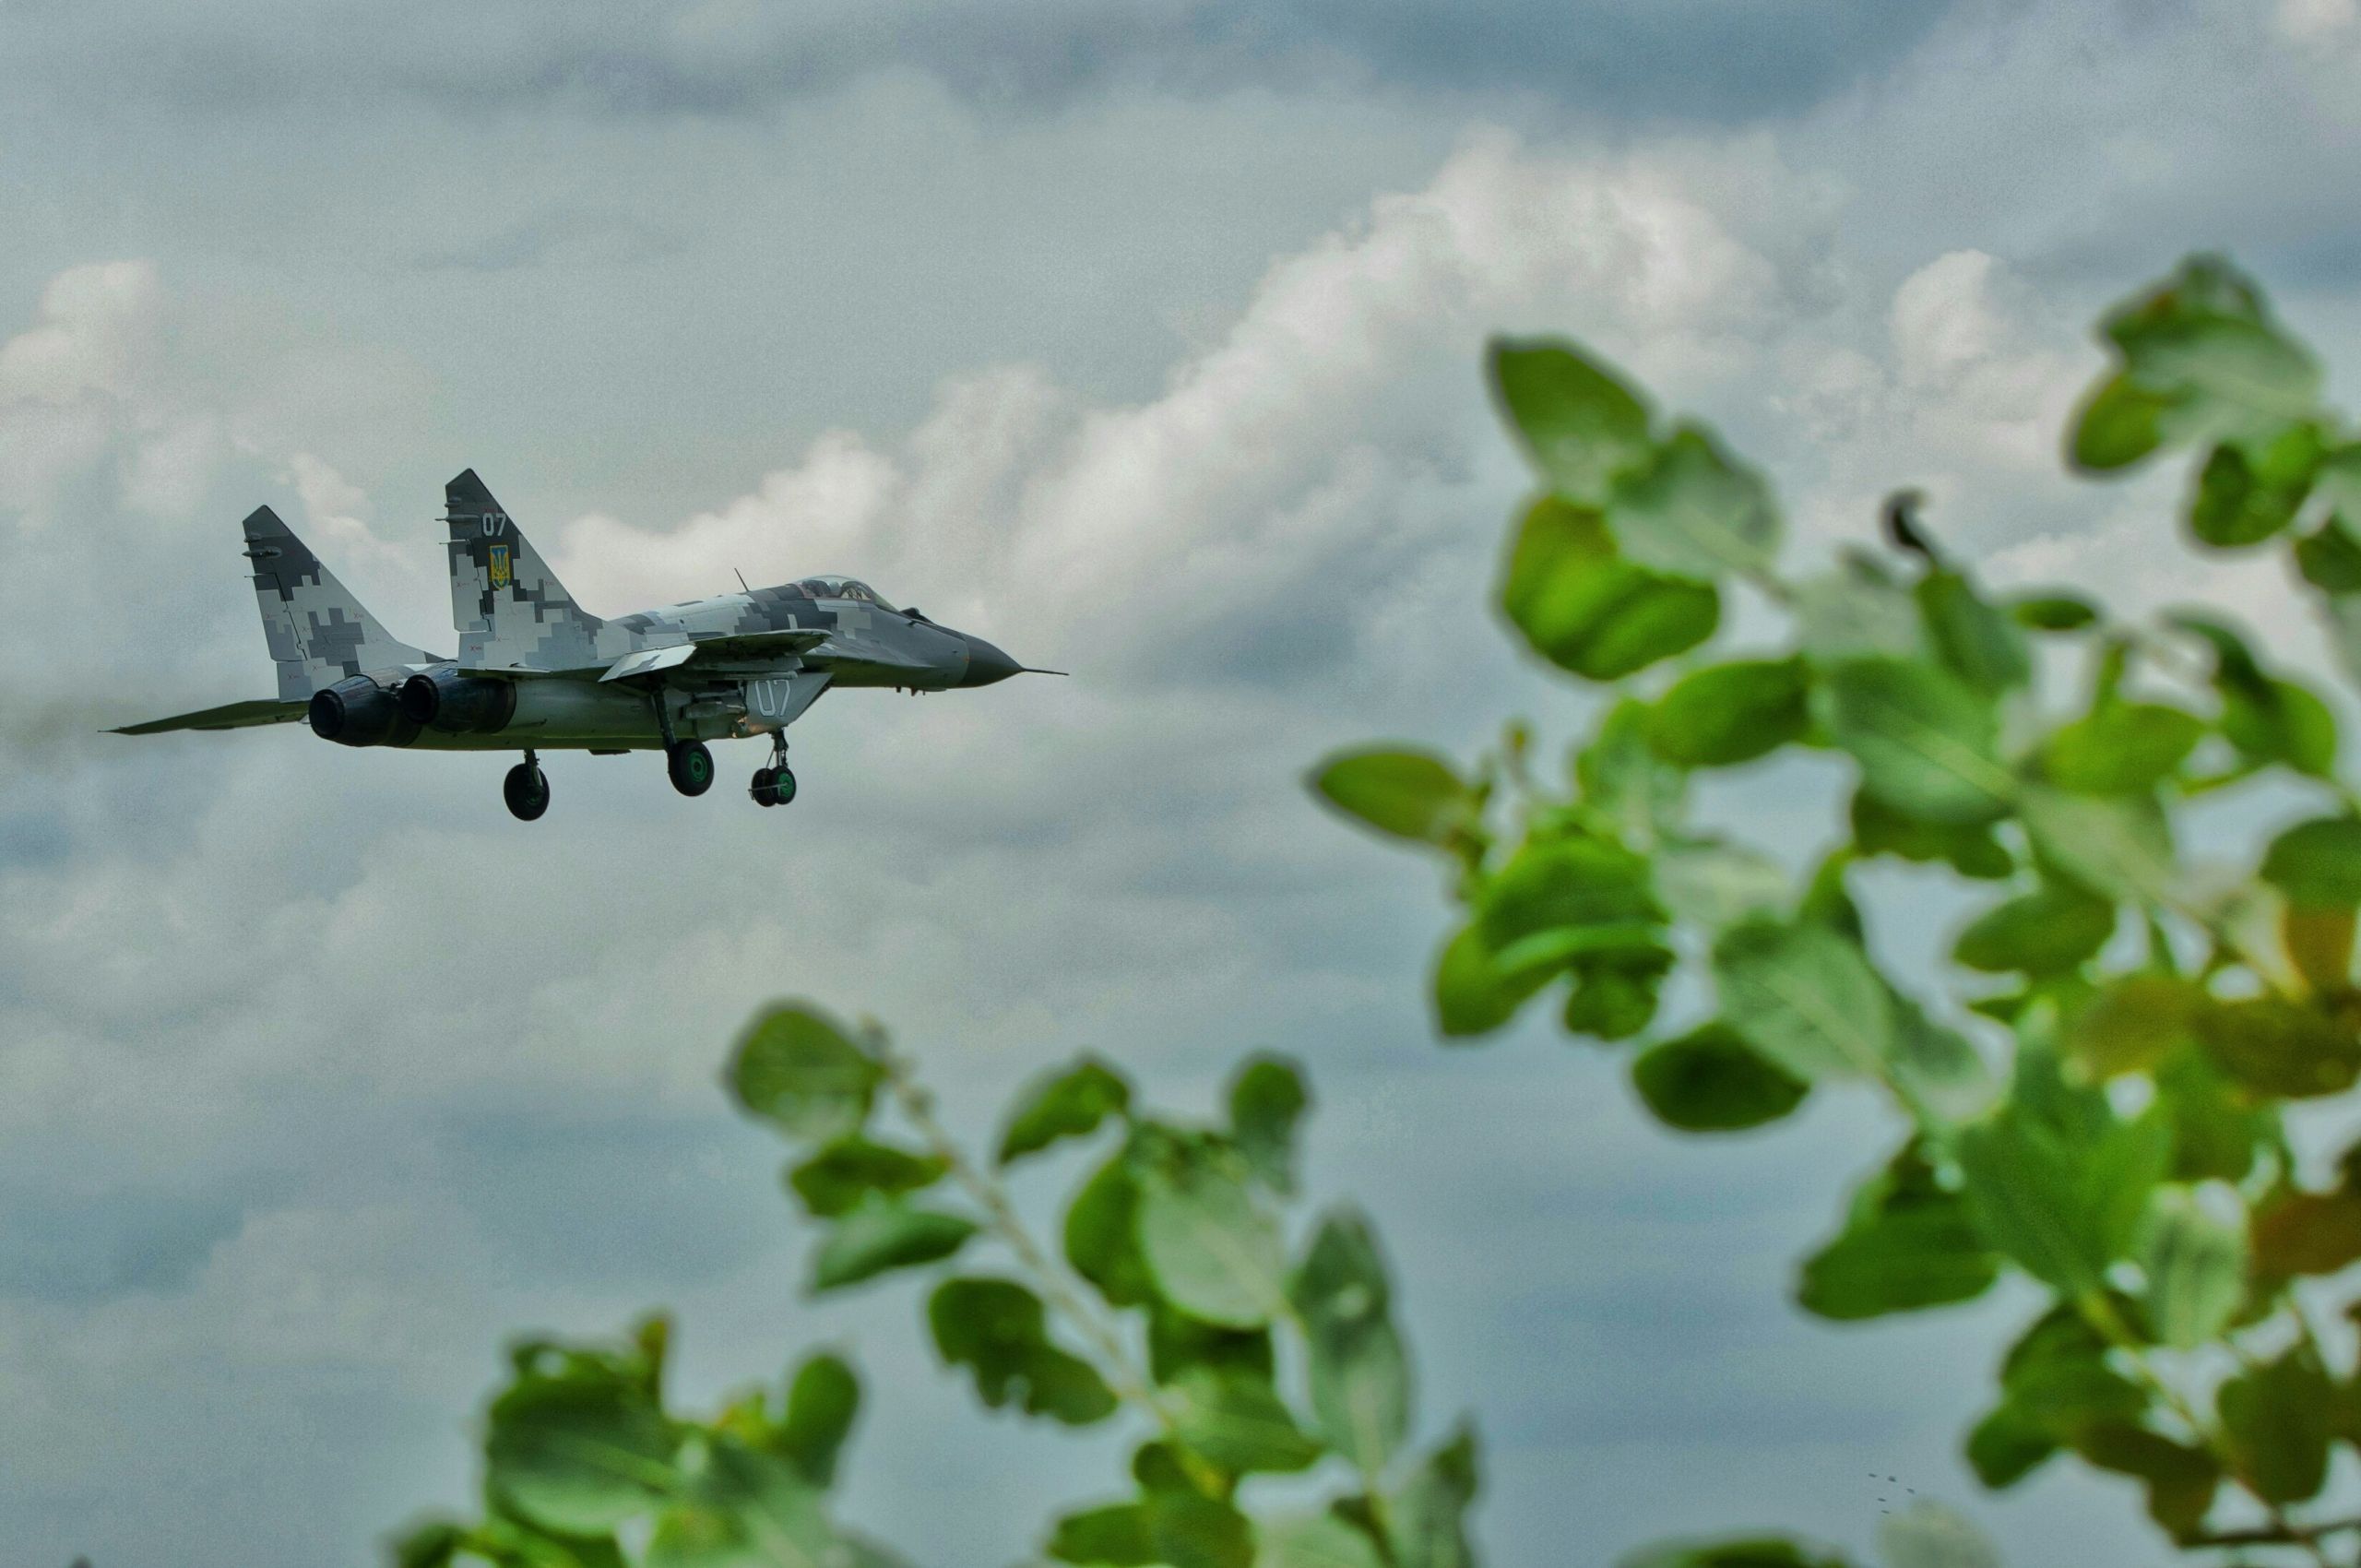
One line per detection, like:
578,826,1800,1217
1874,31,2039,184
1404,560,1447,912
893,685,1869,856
1165,1366,1323,1474
2222,674,2337,777
809,1194,977,1293
1653,837,1789,931
1228,1054,1308,1194
1488,339,1654,505
1646,659,1811,767
1957,1097,2170,1294
776,1353,859,1487
2251,1188,2361,1277
2140,1187,2246,1350
1292,1209,1411,1477
1255,1513,1388,1568
728,1006,881,1146
1965,1404,2056,1490
1849,790,2011,880
1047,1503,1157,1567
1630,1023,1809,1133
391,1521,468,1568
1562,948,1672,1041
999,1056,1133,1166
2066,973,2206,1079
2008,592,2099,631
1877,1503,2000,1568
1135,1136,1289,1327
1476,837,1661,975
2020,786,2177,906
1952,885,2117,976
927,1277,1119,1425
1575,697,1691,840
1499,497,1720,680
1711,920,1895,1083
1619,1539,1850,1568
1917,570,2031,695
2297,515,2361,591
1607,422,1782,581
485,1365,680,1536
1146,1491,1254,1568
1065,1154,1156,1307
1430,922,1552,1039
1384,1425,1480,1568
2041,703,2204,793
2173,611,2338,775
1310,750,1471,846
2260,816,2361,909
1794,553,1924,661
2218,1347,2334,1504
2098,257,2321,445
2075,1423,2220,1542
1147,1300,1274,1385
2189,422,2323,548
786,1140,946,1219
1797,1145,1999,1320
2194,996,2361,1099
1816,657,2011,826
1890,1000,1999,1126
646,1437,834,1568
1995,1306,2147,1441
2155,1044,2274,1183
2070,372,2172,471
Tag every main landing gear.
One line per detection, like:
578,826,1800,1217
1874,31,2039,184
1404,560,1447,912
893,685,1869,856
751,734,797,809
667,739,716,797
504,751,550,821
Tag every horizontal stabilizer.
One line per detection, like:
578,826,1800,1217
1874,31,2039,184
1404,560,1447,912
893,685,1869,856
111,698,308,735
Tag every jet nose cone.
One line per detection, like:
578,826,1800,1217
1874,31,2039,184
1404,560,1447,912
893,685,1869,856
956,633,1023,687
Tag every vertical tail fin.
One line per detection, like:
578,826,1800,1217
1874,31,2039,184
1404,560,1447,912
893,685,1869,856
243,506,433,699
444,469,607,671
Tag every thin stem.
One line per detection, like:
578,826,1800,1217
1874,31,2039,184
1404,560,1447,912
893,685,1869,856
870,1031,1162,1416
2080,1292,2336,1568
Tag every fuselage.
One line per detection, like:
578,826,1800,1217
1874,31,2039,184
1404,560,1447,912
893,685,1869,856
326,577,1022,753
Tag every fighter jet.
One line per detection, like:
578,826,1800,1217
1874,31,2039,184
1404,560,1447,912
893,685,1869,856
112,469,1056,819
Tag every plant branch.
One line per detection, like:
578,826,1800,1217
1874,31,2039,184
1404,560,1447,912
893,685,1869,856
869,1030,1164,1418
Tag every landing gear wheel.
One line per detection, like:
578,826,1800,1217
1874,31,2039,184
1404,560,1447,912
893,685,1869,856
503,762,550,822
773,766,797,805
751,766,779,808
667,740,715,797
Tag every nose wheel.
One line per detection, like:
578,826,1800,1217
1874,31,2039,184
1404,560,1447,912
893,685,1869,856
751,735,797,808
504,756,550,821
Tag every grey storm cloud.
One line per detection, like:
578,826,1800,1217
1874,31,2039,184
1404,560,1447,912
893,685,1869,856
6,0,1964,123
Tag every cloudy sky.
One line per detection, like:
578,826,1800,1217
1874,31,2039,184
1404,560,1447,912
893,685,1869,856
7,1,2361,1563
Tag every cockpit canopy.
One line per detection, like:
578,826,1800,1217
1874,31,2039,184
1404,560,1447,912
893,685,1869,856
789,576,895,608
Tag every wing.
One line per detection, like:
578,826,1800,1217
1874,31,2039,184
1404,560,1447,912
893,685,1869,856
110,698,308,735
466,629,840,684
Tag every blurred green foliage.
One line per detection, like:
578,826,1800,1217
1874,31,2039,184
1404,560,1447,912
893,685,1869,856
1315,255,2361,1562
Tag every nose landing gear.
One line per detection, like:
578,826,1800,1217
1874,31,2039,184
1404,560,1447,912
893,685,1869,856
750,735,797,808
504,752,550,821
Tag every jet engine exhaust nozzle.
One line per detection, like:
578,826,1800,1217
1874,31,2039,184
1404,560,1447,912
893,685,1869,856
309,675,421,748
398,669,519,733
